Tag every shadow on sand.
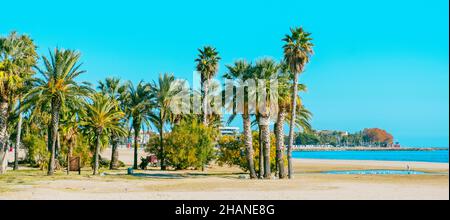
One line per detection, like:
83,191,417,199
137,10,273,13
105,171,247,179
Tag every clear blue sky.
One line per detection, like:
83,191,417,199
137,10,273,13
1,0,448,147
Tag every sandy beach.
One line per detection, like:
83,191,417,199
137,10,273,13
0,148,448,200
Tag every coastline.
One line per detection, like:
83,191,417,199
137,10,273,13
293,147,449,152
293,158,449,173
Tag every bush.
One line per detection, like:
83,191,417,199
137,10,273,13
217,131,280,172
90,155,115,169
58,136,92,169
164,121,217,170
252,131,278,172
72,143,92,168
217,135,247,170
144,133,161,156
22,134,49,169
117,160,125,168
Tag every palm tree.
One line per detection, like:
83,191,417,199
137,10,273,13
274,63,310,178
254,58,279,179
223,60,257,179
24,48,92,175
274,65,290,179
0,32,37,174
149,73,181,170
195,46,220,125
81,93,126,175
283,27,314,179
125,81,152,169
59,104,83,174
98,77,129,169
11,79,34,170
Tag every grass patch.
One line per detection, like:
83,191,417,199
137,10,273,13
0,186,12,193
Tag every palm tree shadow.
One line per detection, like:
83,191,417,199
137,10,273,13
187,172,246,177
129,173,186,179
108,171,247,180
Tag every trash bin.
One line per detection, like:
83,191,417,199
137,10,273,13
127,167,134,175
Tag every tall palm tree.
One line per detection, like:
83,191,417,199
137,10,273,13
274,63,310,178
195,46,220,125
125,81,152,169
274,65,290,179
254,58,279,179
24,48,92,175
98,77,129,169
223,60,257,179
0,32,37,174
81,93,126,175
283,27,314,179
149,73,181,170
11,79,34,170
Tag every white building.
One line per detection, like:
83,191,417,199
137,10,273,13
219,127,240,136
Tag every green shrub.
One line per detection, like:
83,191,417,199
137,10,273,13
217,131,280,172
252,131,278,172
22,134,49,169
117,160,125,168
144,133,161,156
217,135,247,170
165,121,217,170
90,155,111,169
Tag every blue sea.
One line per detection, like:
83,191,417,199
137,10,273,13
293,150,449,163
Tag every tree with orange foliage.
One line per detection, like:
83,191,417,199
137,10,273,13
362,128,394,147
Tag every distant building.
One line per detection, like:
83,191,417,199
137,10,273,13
118,130,154,149
219,127,240,136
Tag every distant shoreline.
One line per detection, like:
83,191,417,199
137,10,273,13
293,147,449,152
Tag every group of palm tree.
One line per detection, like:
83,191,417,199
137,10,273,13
222,27,314,179
0,26,314,179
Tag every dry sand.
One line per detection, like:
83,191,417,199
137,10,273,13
0,148,448,200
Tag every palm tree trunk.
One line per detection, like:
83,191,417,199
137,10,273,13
68,142,73,157
109,135,119,170
13,99,23,170
133,126,139,169
275,107,286,179
57,132,61,153
260,115,271,179
274,122,278,174
202,81,209,125
258,122,263,178
159,122,166,170
93,132,101,175
48,100,60,176
47,124,52,151
67,142,73,175
56,132,61,164
287,73,299,179
0,101,9,174
242,114,257,179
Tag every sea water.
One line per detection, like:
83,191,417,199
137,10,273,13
323,170,428,175
293,150,449,163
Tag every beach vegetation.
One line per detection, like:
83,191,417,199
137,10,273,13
0,27,316,181
164,120,216,170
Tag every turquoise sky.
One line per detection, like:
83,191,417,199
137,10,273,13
1,0,448,147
